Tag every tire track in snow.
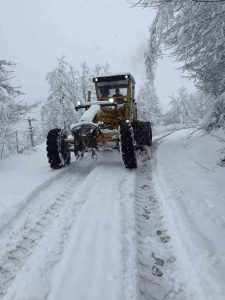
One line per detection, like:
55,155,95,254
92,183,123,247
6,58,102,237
118,173,138,299
0,179,78,298
0,163,70,235
48,156,137,300
135,143,188,300
0,161,97,298
0,137,182,299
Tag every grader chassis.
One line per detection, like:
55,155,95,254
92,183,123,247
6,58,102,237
46,74,152,169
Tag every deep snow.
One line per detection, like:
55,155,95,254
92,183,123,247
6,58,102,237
0,128,225,299
0,145,67,233
154,128,225,299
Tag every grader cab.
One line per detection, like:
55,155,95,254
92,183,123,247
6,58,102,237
46,74,152,169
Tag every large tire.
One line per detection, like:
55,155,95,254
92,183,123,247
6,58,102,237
46,129,70,169
119,122,137,169
132,121,152,147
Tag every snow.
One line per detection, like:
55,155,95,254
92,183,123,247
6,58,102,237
70,104,100,131
80,103,100,122
48,165,136,300
70,121,97,131
96,73,132,78
0,149,139,300
0,144,67,233
0,127,225,299
154,128,225,299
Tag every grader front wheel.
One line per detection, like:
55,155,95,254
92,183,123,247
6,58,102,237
46,129,71,169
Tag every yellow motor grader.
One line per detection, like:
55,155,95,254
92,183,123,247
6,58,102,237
46,74,152,169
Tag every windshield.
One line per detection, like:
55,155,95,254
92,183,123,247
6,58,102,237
97,80,128,99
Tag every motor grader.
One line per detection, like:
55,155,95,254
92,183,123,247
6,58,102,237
46,74,152,169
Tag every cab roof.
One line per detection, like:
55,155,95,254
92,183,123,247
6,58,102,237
93,73,135,84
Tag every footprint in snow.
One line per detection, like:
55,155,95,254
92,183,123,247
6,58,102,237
142,214,150,220
160,235,171,244
143,208,150,214
141,184,149,189
167,255,176,264
156,230,171,243
152,265,163,277
152,253,165,266
156,230,165,236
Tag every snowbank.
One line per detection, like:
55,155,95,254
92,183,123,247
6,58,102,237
201,92,225,131
154,128,225,299
0,144,66,232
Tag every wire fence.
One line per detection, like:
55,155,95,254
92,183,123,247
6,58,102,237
0,118,41,160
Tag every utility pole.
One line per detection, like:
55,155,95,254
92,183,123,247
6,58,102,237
25,117,37,148
15,130,19,154
1,132,7,159
60,93,67,132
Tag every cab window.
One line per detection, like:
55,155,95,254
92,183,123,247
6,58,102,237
97,80,128,99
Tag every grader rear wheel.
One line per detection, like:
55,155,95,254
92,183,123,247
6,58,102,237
132,121,152,147
119,122,137,169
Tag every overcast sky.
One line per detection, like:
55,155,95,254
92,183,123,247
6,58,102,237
0,0,195,111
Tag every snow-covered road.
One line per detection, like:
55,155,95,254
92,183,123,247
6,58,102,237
0,132,187,300
1,128,224,300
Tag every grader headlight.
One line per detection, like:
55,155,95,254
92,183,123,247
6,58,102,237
109,98,114,103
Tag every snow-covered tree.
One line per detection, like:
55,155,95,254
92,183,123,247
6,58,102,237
137,81,162,124
78,61,110,101
42,57,111,135
191,91,214,125
0,60,29,157
164,87,214,127
137,0,225,97
0,60,24,124
79,62,90,102
201,92,225,131
41,57,79,135
133,0,225,127
93,63,110,77
166,88,196,126
145,11,164,83
172,87,194,126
